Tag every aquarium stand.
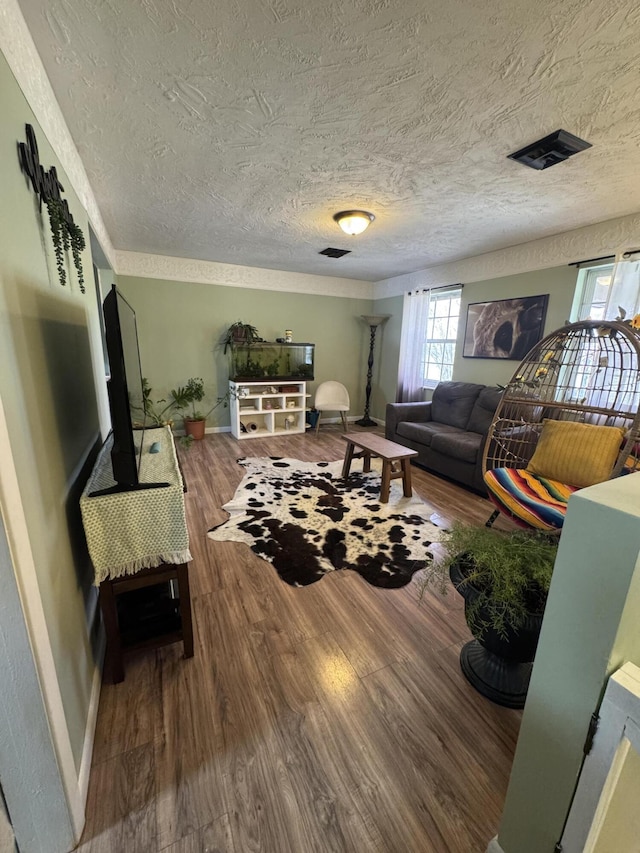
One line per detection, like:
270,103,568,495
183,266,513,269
229,380,310,439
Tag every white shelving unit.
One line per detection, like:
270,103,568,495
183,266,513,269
229,380,310,439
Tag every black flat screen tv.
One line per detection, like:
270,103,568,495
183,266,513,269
102,284,146,488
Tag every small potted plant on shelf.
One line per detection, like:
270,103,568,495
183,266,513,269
222,321,262,353
419,521,558,708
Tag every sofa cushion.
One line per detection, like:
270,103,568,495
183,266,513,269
431,382,484,429
430,430,484,465
466,386,503,435
396,420,463,446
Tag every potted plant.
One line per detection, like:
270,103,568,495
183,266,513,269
168,378,206,440
169,378,235,441
134,378,177,427
420,522,558,708
222,321,262,353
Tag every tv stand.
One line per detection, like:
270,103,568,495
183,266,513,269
80,426,193,682
99,561,193,683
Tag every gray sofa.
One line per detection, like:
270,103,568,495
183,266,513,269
385,381,503,494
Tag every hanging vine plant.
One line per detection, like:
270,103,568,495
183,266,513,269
18,125,87,295
45,197,86,293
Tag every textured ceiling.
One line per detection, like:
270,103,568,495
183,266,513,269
17,0,640,281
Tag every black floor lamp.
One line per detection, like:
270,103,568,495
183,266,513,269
355,314,390,427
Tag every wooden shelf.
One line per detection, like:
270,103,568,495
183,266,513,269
230,380,309,439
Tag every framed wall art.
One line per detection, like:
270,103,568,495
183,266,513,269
463,294,549,360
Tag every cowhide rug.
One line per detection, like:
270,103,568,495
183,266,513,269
208,456,441,588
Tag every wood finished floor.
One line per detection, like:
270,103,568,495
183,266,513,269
78,428,521,853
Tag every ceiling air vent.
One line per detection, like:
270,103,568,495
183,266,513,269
508,129,592,170
319,247,351,258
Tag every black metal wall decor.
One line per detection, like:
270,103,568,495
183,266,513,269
18,124,86,293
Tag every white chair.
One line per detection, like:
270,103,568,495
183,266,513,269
314,381,350,434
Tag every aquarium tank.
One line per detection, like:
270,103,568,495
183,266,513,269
228,342,315,381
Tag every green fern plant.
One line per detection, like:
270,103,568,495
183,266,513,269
419,522,558,639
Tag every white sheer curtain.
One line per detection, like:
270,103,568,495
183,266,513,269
396,289,431,402
605,254,640,320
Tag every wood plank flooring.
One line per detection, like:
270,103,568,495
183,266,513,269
78,428,521,853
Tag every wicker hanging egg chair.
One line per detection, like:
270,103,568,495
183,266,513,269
482,319,640,531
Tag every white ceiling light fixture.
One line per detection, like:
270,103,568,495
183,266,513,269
333,210,375,236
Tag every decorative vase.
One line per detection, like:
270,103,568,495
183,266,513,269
184,418,206,440
450,559,545,709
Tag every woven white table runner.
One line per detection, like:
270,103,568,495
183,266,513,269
80,426,192,584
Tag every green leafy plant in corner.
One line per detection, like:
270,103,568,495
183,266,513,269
169,377,237,422
170,377,206,420
46,197,86,293
419,521,558,640
134,378,176,427
134,378,238,448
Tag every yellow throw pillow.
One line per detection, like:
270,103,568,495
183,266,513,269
526,419,625,488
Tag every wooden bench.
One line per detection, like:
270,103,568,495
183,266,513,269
341,432,419,503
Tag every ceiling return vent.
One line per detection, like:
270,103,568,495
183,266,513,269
319,247,351,258
508,129,592,170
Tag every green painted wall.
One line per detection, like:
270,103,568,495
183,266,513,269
0,51,101,770
454,266,578,385
117,275,373,427
122,263,576,427
374,266,578,405
498,475,640,853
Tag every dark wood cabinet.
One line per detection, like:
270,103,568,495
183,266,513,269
81,426,194,683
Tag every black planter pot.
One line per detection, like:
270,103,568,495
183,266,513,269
450,559,545,709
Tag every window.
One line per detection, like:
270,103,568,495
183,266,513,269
564,259,640,408
422,287,462,388
397,284,463,402
573,264,615,321
573,258,640,322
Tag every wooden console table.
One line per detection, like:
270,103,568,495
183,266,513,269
80,426,193,682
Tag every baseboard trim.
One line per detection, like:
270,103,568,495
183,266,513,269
78,632,105,809
176,419,386,435
319,415,384,426
486,836,505,853
173,426,231,436
177,420,387,435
